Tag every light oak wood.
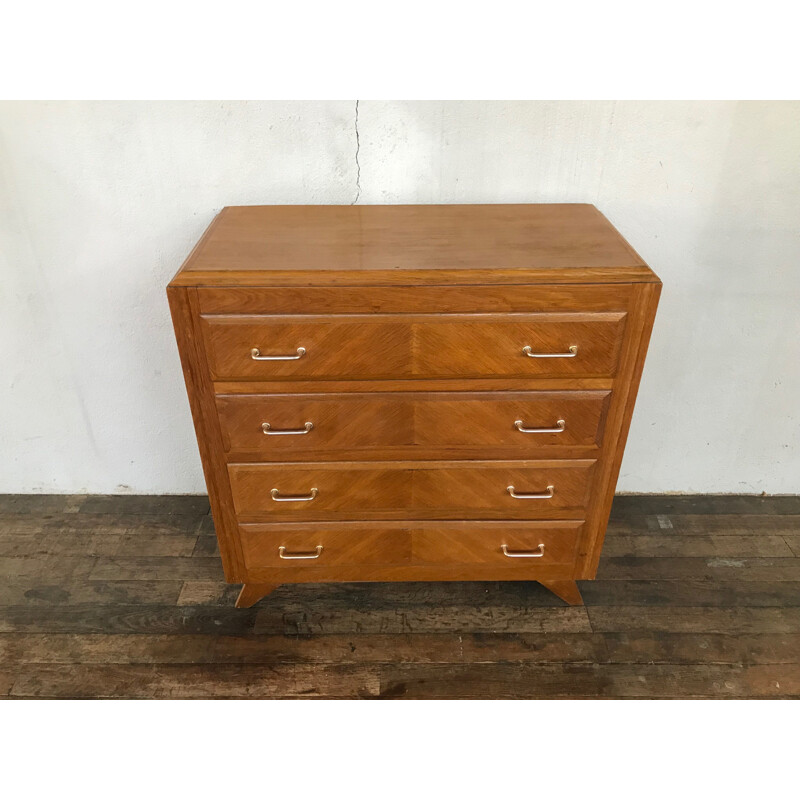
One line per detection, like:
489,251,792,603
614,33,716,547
201,312,627,381
241,525,411,569
213,377,616,394
575,281,662,577
170,204,657,287
176,267,657,287
167,204,660,606
197,284,633,315
411,523,580,566
538,580,585,606
227,459,597,521
238,562,577,584
167,287,245,581
216,390,611,460
235,582,280,608
238,520,583,572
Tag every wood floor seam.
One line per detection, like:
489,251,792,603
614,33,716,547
1,495,798,698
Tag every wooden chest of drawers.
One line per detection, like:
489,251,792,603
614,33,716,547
167,204,660,607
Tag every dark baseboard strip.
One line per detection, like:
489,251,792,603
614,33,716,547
0,493,798,517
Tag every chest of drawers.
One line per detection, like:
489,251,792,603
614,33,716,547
167,204,660,607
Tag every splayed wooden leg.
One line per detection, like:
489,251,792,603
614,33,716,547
235,583,281,608
539,579,584,606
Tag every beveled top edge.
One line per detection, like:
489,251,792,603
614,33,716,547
169,267,660,288
169,204,659,287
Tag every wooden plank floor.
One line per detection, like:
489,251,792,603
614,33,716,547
1,494,799,699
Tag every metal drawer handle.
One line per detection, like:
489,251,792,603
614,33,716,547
501,543,545,558
514,419,566,434
251,346,306,361
507,484,554,500
522,345,578,358
279,545,323,560
262,422,314,436
270,487,318,502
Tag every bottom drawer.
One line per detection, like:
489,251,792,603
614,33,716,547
240,524,411,568
412,521,581,566
239,520,582,570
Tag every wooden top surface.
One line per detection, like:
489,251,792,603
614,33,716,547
170,204,658,287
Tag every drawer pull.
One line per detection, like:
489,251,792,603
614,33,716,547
270,487,318,502
514,419,566,434
279,545,323,560
522,345,578,358
251,346,306,361
501,543,545,558
262,422,314,436
507,484,554,500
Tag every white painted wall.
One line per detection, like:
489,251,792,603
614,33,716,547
1,101,798,494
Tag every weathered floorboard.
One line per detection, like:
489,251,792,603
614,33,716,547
88,557,225,581
579,580,800,607
1,632,798,667
78,495,210,516
587,606,800,634
7,663,379,699
610,495,800,517
0,532,199,558
0,493,798,698
0,512,205,535
606,515,800,536
0,579,183,607
254,604,592,636
377,663,800,699
0,496,86,514
0,605,260,636
595,557,800,581
601,534,794,558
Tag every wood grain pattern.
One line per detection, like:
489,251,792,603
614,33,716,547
213,377,616,395
610,495,800,517
238,562,577,585
538,580,584,606
4,631,798,667
202,312,627,381
228,459,596,521
410,524,579,567
602,534,795,558
167,288,245,581
235,583,280,609
239,520,581,572
575,281,661,577
174,267,658,288
376,663,799,699
242,526,413,569
587,607,800,634
216,390,610,459
173,204,653,278
596,557,800,581
1,494,799,698
198,284,633,315
8,663,380,699
167,204,660,605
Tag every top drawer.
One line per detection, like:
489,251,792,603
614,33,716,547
201,313,627,381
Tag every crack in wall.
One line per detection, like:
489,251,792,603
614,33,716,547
351,99,361,204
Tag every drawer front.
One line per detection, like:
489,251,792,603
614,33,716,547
239,524,411,569
197,285,633,315
201,313,626,380
217,390,610,457
239,520,581,571
228,460,596,521
412,521,581,566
